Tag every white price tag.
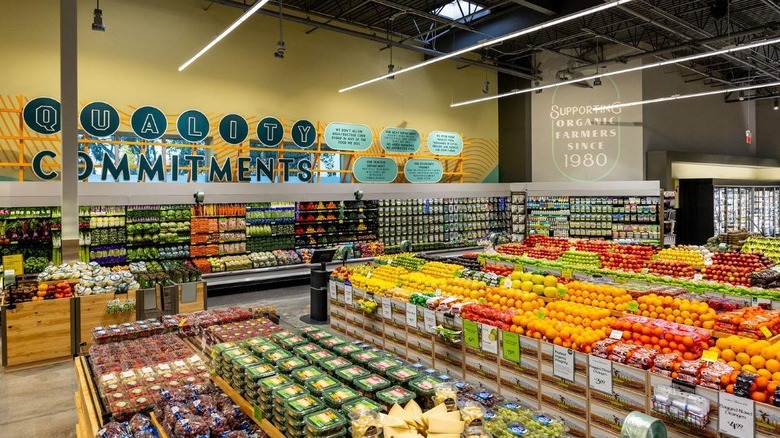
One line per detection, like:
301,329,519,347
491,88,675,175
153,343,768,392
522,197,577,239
423,309,437,333
609,330,624,340
435,288,442,296
503,278,512,288
552,345,575,382
719,392,754,437
344,282,353,305
328,281,336,299
480,325,498,354
406,303,417,327
588,356,612,394
693,273,703,281
381,297,392,319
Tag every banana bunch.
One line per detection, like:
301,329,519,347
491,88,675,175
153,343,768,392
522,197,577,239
357,298,378,314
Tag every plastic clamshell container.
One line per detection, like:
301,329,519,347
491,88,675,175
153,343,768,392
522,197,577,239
376,386,416,412
321,386,361,409
333,344,361,356
334,365,370,384
304,408,347,436
212,342,239,356
350,350,381,365
222,347,252,363
319,357,352,374
292,366,326,384
309,330,333,342
245,363,277,383
232,354,263,372
273,383,309,406
367,358,401,376
272,330,297,342
299,326,321,336
263,349,293,363
242,337,268,349
278,356,309,374
259,374,293,395
353,374,391,398
306,349,337,364
305,375,341,396
342,397,382,418
250,342,279,355
319,336,346,350
281,335,309,349
386,366,421,386
409,375,441,397
294,343,323,357
286,395,325,422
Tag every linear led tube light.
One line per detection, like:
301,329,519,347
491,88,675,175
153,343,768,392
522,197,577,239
591,80,780,111
450,36,780,107
338,0,635,93
179,0,271,72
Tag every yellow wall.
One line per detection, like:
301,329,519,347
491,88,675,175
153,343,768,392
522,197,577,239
0,0,498,142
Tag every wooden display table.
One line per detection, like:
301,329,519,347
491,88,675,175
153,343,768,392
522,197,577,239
1,295,74,369
74,356,104,438
212,374,285,438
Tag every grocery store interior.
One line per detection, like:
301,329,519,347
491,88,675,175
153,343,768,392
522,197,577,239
2,0,780,437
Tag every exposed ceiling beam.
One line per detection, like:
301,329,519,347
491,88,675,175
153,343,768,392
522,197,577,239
508,0,556,16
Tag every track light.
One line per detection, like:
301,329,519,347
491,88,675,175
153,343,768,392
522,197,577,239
482,80,490,95
274,41,285,59
179,0,271,71
387,64,395,80
274,0,285,59
593,77,602,86
739,91,746,101
534,81,542,94
774,98,779,110
92,0,105,32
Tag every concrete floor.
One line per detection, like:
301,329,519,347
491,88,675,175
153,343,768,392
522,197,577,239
0,283,311,437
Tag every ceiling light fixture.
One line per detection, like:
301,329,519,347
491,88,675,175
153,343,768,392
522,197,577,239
591,81,780,111
338,0,635,93
179,0,271,71
774,98,779,110
450,36,780,107
92,0,105,32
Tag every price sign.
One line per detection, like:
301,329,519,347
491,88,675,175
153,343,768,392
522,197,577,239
253,405,263,422
502,330,520,362
2,254,23,275
435,288,442,296
752,297,771,308
719,392,754,437
610,330,624,340
463,320,479,349
328,281,336,299
588,356,612,394
561,269,572,280
701,350,718,362
344,282,353,305
381,297,392,319
761,326,772,339
626,301,639,312
405,303,417,327
693,273,703,281
615,277,628,284
423,309,437,334
552,345,575,382
481,325,498,354
503,278,512,288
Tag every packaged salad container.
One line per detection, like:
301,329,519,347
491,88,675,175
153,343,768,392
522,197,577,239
245,363,277,387
309,330,333,343
258,374,292,396
273,383,309,408
408,375,441,410
281,335,309,349
286,395,325,422
278,356,308,374
299,326,321,336
306,375,341,396
306,349,337,364
243,337,267,349
292,366,326,384
334,365,370,384
263,349,293,363
232,354,263,373
222,347,252,364
375,386,416,412
212,342,239,358
385,365,420,386
250,342,279,356
333,343,361,357
353,374,391,399
304,408,347,437
350,350,381,366
342,398,382,418
272,330,296,343
320,357,352,374
322,386,361,410
320,336,346,350
366,358,402,376
294,343,323,358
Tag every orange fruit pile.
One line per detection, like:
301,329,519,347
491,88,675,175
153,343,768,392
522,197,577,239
561,281,633,311
633,294,716,329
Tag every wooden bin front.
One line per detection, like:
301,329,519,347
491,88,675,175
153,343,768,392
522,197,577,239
2,296,74,367
78,290,138,350
178,281,207,314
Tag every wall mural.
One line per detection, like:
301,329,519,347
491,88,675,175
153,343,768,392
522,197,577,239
0,95,499,184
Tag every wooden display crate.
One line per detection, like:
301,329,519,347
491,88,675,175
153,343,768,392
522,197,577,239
178,281,207,314
1,295,75,368
74,355,104,438
77,290,138,350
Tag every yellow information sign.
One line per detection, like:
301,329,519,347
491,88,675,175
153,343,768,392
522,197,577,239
2,254,24,275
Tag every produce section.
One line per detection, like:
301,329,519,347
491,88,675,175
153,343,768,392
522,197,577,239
0,206,62,268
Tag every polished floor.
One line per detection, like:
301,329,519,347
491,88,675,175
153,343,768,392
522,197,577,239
0,283,312,437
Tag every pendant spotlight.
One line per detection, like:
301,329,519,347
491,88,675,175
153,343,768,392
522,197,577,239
92,0,105,32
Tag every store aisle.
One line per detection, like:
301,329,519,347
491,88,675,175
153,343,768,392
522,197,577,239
0,284,311,438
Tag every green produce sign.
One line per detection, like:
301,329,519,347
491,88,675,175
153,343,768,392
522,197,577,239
23,97,61,135
403,159,443,183
324,122,373,151
352,157,398,183
380,128,421,153
426,131,463,156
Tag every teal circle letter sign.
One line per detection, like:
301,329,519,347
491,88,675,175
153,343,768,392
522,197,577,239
404,159,443,183
131,106,168,141
219,114,249,145
257,117,284,147
23,97,61,135
177,109,210,143
427,131,463,156
80,101,120,138
380,128,421,153
292,120,317,149
353,157,398,183
324,122,372,151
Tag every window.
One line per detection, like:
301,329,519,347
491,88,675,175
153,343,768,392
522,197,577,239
434,1,489,21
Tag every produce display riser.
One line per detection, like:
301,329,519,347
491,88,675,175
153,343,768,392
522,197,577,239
329,279,780,438
1,294,75,368
74,355,103,438
77,290,138,350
